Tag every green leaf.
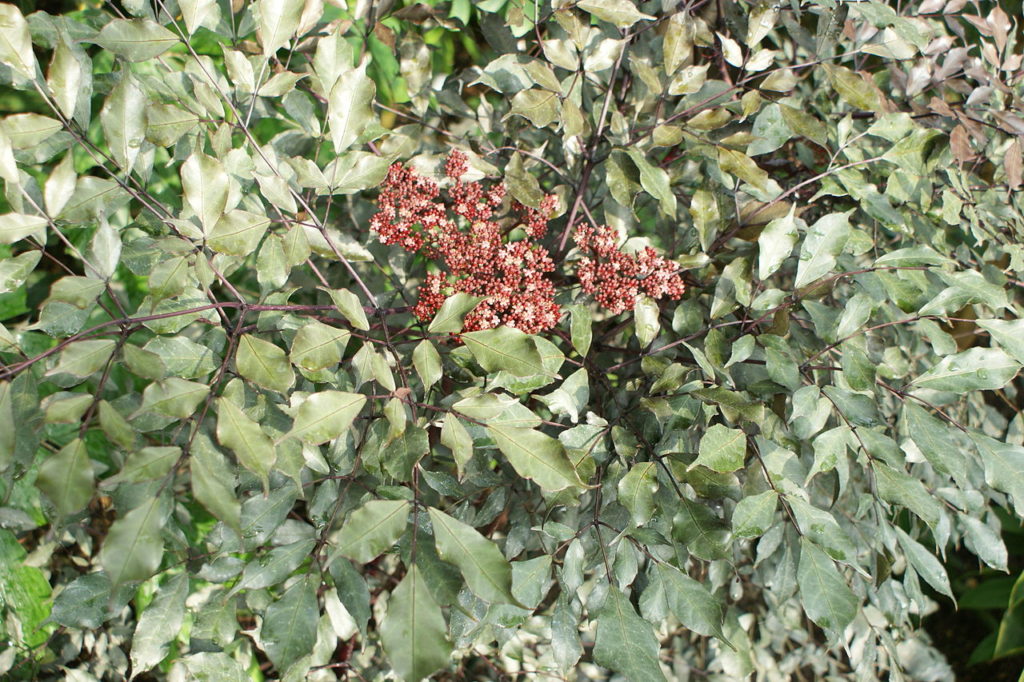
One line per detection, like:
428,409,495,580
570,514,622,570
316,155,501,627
190,433,240,532
577,0,654,28
488,423,584,492
145,103,199,147
428,507,516,604
326,62,376,154
95,18,179,62
593,585,667,681
179,0,220,34
289,320,349,371
130,573,188,679
138,377,209,419
144,336,218,379
182,153,231,234
323,152,391,194
100,497,165,585
462,326,548,377
633,296,660,346
797,538,857,634
427,293,485,333
0,4,36,78
208,210,271,256
324,287,370,331
0,250,40,294
50,572,112,629
217,398,276,491
232,539,316,593
0,381,14,470
102,446,179,486
689,189,720,252
618,462,658,527
286,391,366,445
894,526,953,600
506,152,544,208
626,148,677,217
45,339,116,379
874,462,943,530
236,334,294,393
508,89,560,128
971,433,1024,518
0,212,46,245
261,576,318,673
47,39,87,123
100,74,146,174
977,319,1024,366
412,340,442,391
823,64,880,111
0,113,62,149
758,205,801,280
788,496,857,564
673,497,732,561
794,211,852,288
333,500,410,563
380,565,452,682
691,424,746,473
961,515,1008,572
567,304,592,357
36,438,94,517
257,0,304,54
718,148,769,191
656,563,728,641
913,347,1019,393
178,653,249,681
536,367,589,423
732,489,778,538
124,343,168,380
440,414,473,479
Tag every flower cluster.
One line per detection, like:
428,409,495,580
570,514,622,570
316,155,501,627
371,150,560,334
574,225,686,315
370,150,686,333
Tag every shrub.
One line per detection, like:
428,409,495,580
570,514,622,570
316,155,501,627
0,0,1023,679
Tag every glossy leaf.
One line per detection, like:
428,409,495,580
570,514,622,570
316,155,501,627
593,585,667,681
100,497,165,585
380,565,452,682
428,507,516,604
333,500,410,563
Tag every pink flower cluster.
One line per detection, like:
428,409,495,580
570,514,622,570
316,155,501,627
370,150,686,333
371,150,560,334
574,225,686,315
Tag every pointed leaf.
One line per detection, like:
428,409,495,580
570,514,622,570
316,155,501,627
618,462,658,527
261,576,318,672
593,585,667,681
36,438,94,516
428,507,516,604
182,153,230,233
380,565,452,682
216,398,276,490
656,563,728,641
236,334,294,393
100,497,165,585
286,390,365,445
462,326,548,377
488,424,584,492
797,538,857,633
96,19,178,62
333,500,409,563
691,424,746,473
130,573,188,678
0,5,36,78
427,293,485,334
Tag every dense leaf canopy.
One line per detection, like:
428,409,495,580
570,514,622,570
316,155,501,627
1,0,1023,679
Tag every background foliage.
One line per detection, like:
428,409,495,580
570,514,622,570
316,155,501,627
1,0,1024,679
